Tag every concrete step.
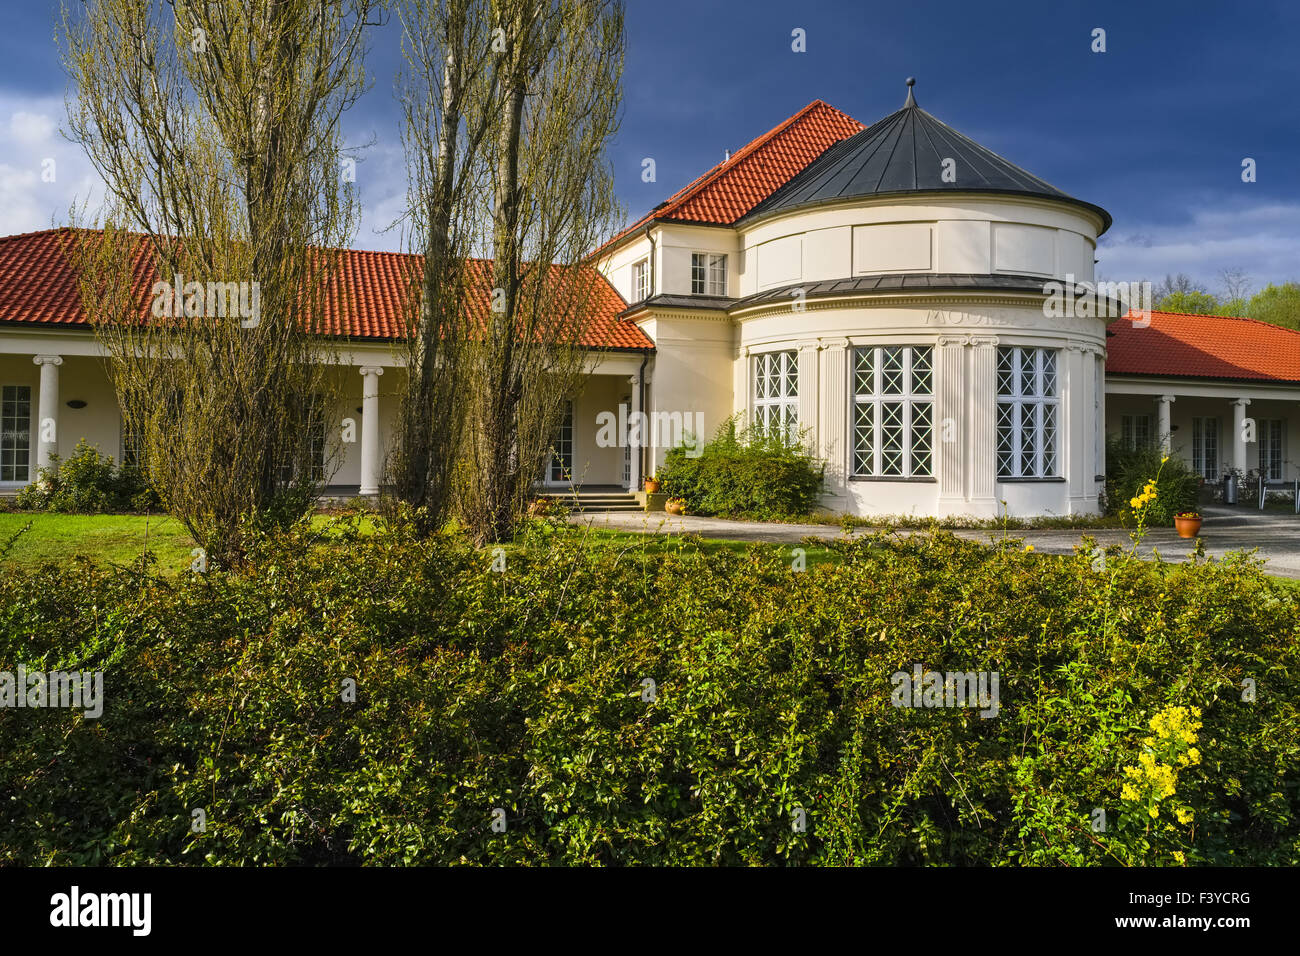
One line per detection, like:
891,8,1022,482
539,491,643,513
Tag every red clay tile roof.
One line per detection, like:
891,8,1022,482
1109,310,1300,384
596,100,864,254
0,227,652,350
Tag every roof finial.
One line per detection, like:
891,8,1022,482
904,77,917,108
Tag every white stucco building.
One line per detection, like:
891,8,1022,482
2,82,1298,517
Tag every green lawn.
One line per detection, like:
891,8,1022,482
568,526,841,566
0,511,842,573
0,513,198,572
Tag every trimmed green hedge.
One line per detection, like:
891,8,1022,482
657,420,824,519
1,517,1297,865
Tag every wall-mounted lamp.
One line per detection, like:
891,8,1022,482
66,399,88,409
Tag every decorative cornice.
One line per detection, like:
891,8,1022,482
624,305,734,323
731,290,1070,323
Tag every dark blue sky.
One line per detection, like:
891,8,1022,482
3,0,1298,292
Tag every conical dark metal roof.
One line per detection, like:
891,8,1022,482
744,81,1111,231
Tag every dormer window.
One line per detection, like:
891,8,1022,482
691,253,727,296
632,258,650,302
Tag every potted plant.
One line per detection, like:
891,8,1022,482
665,497,686,515
643,476,661,494
1174,510,1203,538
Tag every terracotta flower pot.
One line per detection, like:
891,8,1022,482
1174,513,1203,538
665,498,685,516
643,478,661,494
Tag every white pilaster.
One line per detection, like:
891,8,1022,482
797,340,820,450
936,335,968,509
969,336,998,506
32,355,62,473
735,346,751,425
818,339,850,500
358,366,384,495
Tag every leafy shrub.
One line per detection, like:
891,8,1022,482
1104,439,1200,524
657,418,824,519
1,518,1297,866
15,440,159,514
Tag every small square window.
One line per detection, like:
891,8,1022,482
690,253,727,296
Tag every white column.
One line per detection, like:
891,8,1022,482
1231,398,1252,472
818,339,850,500
969,336,999,508
1156,394,1176,454
358,366,384,495
32,355,62,473
627,372,643,491
936,335,968,509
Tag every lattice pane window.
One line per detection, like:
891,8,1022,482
752,350,798,439
995,346,1060,479
910,347,933,395
910,401,933,475
850,345,934,478
853,401,874,476
1042,404,1058,476
854,347,874,395
881,347,905,394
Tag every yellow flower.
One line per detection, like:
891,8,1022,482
1149,805,1159,819
1024,544,1034,552
1175,807,1194,824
